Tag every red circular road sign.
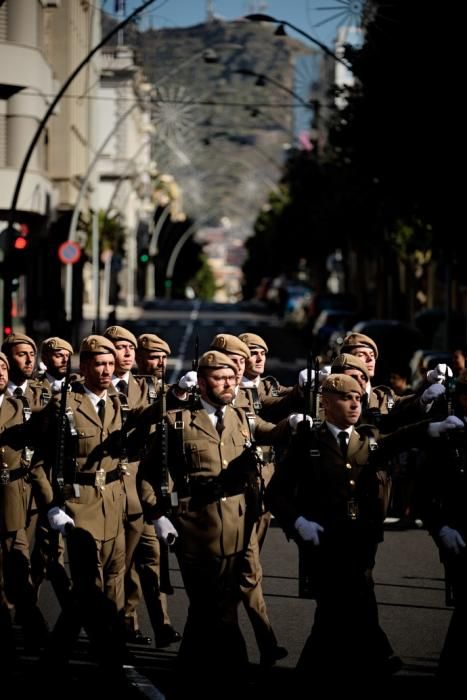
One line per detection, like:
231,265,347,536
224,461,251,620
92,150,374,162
58,240,81,265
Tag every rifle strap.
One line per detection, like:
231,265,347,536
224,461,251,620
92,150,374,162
41,389,52,406
115,393,130,476
263,375,280,397
145,376,158,404
250,386,262,413
64,407,78,487
234,407,256,443
14,394,34,467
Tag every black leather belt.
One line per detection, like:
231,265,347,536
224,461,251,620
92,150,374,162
72,467,121,486
189,477,244,506
0,466,27,485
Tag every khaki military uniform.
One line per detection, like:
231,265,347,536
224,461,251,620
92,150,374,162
116,374,175,643
33,383,130,611
268,418,428,683
141,402,289,682
234,383,297,661
0,395,53,658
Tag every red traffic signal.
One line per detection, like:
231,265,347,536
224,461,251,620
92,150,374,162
13,223,29,250
14,236,28,250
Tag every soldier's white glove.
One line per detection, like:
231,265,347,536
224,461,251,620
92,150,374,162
177,370,198,392
427,415,464,437
288,413,313,432
294,516,324,545
153,515,178,546
47,506,75,535
439,525,466,555
420,383,446,406
427,363,453,384
299,367,331,388
298,368,315,388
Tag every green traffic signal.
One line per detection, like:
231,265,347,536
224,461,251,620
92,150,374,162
139,252,149,264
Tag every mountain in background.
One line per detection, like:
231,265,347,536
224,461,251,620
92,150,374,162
103,14,310,239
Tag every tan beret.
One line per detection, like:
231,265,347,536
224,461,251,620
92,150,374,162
1,332,37,354
41,336,74,356
321,373,364,396
209,334,251,359
104,325,137,349
0,351,10,370
198,350,237,373
238,332,268,353
137,333,171,356
79,335,116,356
341,332,379,359
331,353,370,382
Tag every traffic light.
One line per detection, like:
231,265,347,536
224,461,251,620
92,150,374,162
139,249,149,264
13,223,29,249
137,222,150,265
1,223,30,259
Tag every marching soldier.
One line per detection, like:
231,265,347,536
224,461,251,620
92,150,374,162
0,351,56,661
1,332,51,593
140,350,299,697
267,374,461,686
32,335,131,618
208,333,288,665
420,369,467,683
30,337,75,602
103,326,181,649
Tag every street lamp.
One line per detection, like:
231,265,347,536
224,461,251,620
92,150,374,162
244,13,350,69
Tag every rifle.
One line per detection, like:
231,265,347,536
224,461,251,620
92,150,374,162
189,333,200,407
297,353,321,598
192,333,199,373
299,353,320,434
48,357,75,606
157,371,178,544
312,356,321,427
52,357,72,500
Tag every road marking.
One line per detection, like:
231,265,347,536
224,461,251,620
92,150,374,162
169,299,201,384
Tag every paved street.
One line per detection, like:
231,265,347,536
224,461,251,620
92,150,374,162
12,523,450,698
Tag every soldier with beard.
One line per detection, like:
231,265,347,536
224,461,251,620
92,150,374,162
36,337,75,397
140,350,300,698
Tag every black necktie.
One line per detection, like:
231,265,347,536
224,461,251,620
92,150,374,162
97,399,106,424
117,379,128,396
215,408,225,436
338,431,348,458
14,387,23,397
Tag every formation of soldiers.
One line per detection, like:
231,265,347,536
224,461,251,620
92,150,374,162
0,326,466,694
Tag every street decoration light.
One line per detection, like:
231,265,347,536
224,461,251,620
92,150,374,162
234,68,313,111
244,13,350,69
